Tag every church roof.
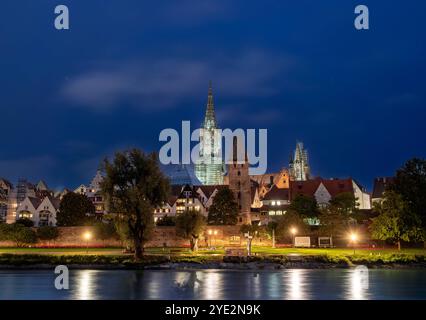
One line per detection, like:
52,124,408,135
203,82,218,129
161,164,201,186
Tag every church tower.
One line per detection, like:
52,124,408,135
227,136,251,225
195,83,224,185
289,142,310,181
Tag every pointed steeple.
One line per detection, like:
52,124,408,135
203,81,217,129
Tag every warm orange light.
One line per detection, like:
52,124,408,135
83,232,92,241
350,233,358,242
213,230,218,235
208,230,212,235
290,227,297,235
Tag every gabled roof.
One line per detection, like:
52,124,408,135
372,177,395,199
195,185,228,200
290,178,356,200
0,178,13,189
36,180,48,191
321,178,354,197
47,196,61,210
28,196,43,210
263,185,290,201
290,179,322,199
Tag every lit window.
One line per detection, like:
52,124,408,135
276,210,282,215
268,210,275,215
277,201,281,205
272,201,276,206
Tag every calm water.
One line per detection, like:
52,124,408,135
1,269,426,300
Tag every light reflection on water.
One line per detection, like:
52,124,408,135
1,269,426,300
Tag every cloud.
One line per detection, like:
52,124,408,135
60,50,295,111
0,155,56,184
217,104,283,126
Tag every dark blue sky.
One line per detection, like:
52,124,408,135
0,0,425,191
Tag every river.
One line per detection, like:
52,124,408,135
1,268,426,300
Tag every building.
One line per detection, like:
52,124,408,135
0,178,13,222
74,171,106,217
290,177,371,210
227,136,252,224
5,179,51,224
195,83,224,185
372,177,395,203
161,164,201,186
289,142,310,181
15,195,60,226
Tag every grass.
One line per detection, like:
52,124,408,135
1,246,426,266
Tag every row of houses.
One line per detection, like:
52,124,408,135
0,170,388,228
0,171,105,227
153,172,373,225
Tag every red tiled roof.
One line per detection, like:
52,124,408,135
263,185,290,201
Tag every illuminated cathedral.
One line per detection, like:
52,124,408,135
194,83,224,185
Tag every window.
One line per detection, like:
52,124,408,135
276,210,283,215
271,201,276,206
268,210,275,216
237,171,241,176
277,201,281,205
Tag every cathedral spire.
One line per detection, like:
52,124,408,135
203,81,217,129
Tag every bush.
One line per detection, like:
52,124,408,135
94,221,117,240
16,218,34,227
7,224,37,247
37,226,59,241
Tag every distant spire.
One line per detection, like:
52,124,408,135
203,81,217,129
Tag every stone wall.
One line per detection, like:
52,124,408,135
0,225,272,248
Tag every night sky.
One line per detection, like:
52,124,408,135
0,0,425,191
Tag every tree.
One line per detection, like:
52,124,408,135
176,210,206,252
391,158,426,235
94,221,117,242
3,224,37,247
329,192,359,216
57,192,95,226
289,194,319,218
101,149,170,259
370,190,423,250
208,188,239,225
16,218,34,227
37,226,59,241
318,206,347,239
156,215,176,226
274,210,309,243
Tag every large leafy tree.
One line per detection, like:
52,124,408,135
329,192,359,216
274,210,309,242
176,210,206,252
318,206,347,239
289,194,319,218
101,149,170,259
370,190,423,250
208,188,239,225
391,158,426,233
58,192,95,226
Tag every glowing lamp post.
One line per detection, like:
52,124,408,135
350,233,358,255
83,231,92,254
290,227,297,248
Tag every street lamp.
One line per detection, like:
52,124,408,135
83,231,92,254
290,227,297,247
349,233,358,255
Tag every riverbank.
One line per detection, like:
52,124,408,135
1,253,426,269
